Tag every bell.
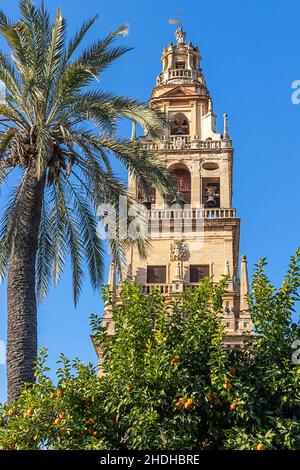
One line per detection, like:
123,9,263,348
171,191,185,207
142,199,151,210
206,195,217,207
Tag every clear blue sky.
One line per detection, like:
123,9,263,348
1,0,300,402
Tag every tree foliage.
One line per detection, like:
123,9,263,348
1,253,300,450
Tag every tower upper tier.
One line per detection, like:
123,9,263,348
155,26,207,89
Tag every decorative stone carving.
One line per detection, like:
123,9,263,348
174,136,184,149
170,242,187,261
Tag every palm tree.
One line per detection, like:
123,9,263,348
0,1,172,402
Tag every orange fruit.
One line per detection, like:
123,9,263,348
256,442,266,451
59,412,66,420
54,418,62,426
81,396,91,402
59,427,67,436
177,397,185,410
225,377,233,390
93,431,99,438
170,357,180,366
230,401,238,411
26,408,34,417
184,398,194,411
87,418,95,425
88,428,94,435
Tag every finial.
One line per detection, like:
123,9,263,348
108,260,116,292
131,120,136,140
208,99,213,113
240,255,250,312
225,260,230,277
223,113,229,139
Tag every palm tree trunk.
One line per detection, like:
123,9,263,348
7,162,45,403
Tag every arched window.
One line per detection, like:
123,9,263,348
168,165,191,205
171,113,189,136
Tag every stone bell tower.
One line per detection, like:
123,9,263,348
101,26,253,350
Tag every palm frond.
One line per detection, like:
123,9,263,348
63,179,104,290
45,8,66,87
0,237,8,282
0,171,27,254
66,15,99,63
48,184,66,285
0,10,13,28
53,179,84,305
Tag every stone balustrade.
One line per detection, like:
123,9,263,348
168,68,193,79
141,284,173,294
141,136,232,151
148,207,237,220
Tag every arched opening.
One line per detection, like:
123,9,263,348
168,164,191,205
170,113,189,136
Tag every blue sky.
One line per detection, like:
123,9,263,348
1,0,300,402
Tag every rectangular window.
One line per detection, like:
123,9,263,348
202,177,220,208
147,266,166,284
189,265,209,283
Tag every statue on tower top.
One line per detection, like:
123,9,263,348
175,26,186,44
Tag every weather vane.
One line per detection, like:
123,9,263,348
168,10,182,27
168,10,185,44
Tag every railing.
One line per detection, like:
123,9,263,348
148,208,237,220
140,281,239,296
168,68,193,79
141,137,232,151
141,284,172,294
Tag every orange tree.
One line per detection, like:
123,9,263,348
0,252,300,450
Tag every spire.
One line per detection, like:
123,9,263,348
223,113,229,139
240,255,250,311
224,260,230,277
108,261,116,292
131,121,136,140
126,245,133,281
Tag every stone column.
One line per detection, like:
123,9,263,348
240,255,250,312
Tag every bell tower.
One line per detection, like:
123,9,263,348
103,26,253,349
